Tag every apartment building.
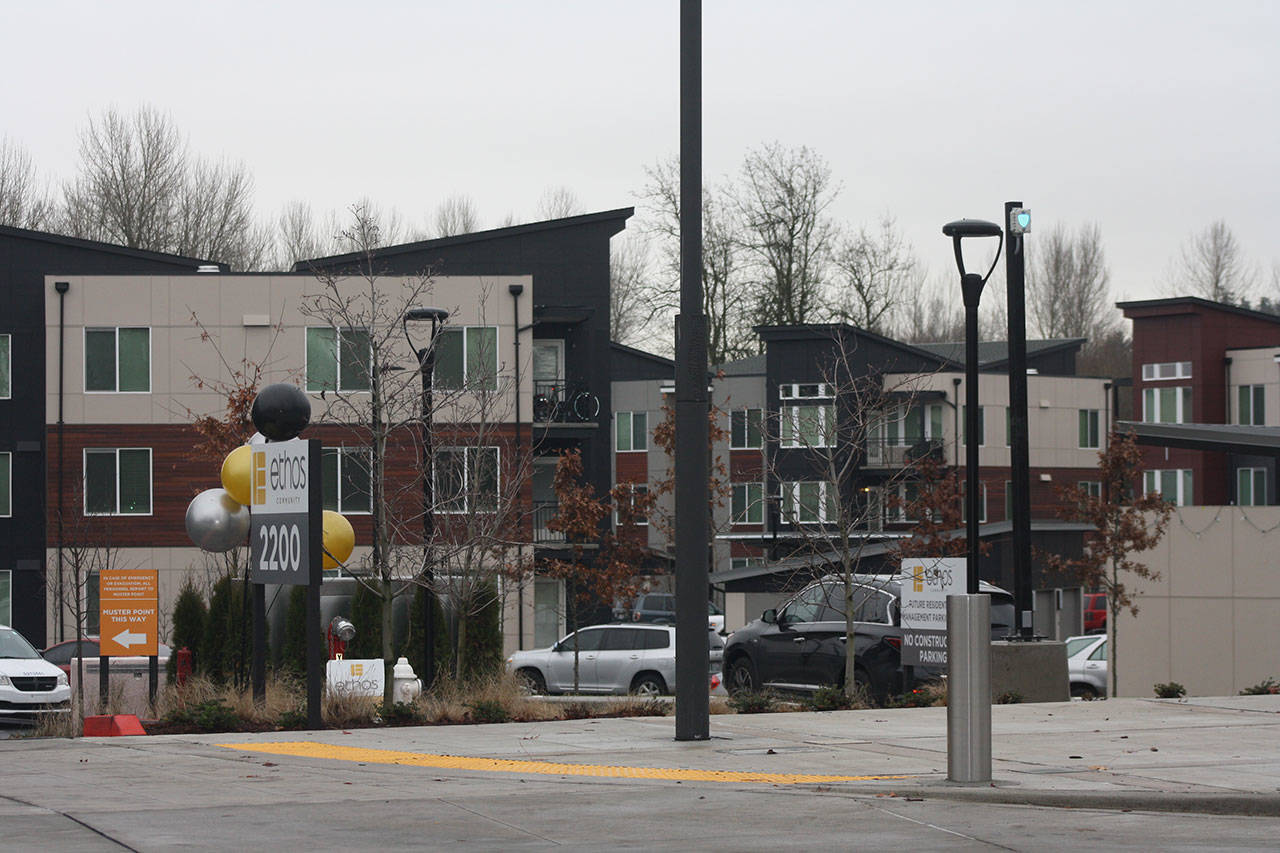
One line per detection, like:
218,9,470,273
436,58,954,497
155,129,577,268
1121,296,1280,506
611,324,1110,630
0,225,222,643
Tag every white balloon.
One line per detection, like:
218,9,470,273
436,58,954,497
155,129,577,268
185,488,250,552
248,432,268,445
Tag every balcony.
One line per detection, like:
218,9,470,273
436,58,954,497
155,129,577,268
534,382,600,424
533,500,566,545
864,438,944,469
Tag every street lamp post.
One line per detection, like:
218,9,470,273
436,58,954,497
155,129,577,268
941,217,1002,784
404,306,450,689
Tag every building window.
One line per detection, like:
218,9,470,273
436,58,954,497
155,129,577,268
85,327,149,392
0,334,9,399
730,557,765,570
0,452,9,517
731,408,763,449
1078,409,1101,448
616,411,649,452
873,404,943,445
779,383,831,400
781,405,835,448
1142,361,1192,381
1143,386,1192,424
1079,481,1102,498
732,482,764,524
963,406,985,446
1144,469,1193,506
1005,407,1012,447
890,482,921,522
322,447,372,514
0,569,9,627
84,448,152,515
782,481,834,523
1237,468,1267,506
1238,385,1265,426
961,481,987,523
435,326,498,391
1004,479,1012,521
615,483,649,526
435,446,499,513
306,327,370,392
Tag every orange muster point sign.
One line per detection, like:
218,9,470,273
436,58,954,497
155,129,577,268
99,570,159,656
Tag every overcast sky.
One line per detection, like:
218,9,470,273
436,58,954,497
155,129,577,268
6,1,1277,312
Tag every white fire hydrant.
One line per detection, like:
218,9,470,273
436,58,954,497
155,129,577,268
392,657,422,702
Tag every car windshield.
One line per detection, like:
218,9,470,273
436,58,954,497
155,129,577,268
0,627,42,660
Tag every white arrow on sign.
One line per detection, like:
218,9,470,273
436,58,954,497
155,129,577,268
113,629,148,649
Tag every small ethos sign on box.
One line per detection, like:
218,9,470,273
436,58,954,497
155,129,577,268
899,557,964,667
325,659,384,697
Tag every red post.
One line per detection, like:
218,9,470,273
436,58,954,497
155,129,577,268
176,647,193,685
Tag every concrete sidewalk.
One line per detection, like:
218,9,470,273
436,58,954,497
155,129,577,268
78,696,1280,811
3,696,1280,850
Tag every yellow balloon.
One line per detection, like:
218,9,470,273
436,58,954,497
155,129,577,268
220,445,254,506
322,510,355,570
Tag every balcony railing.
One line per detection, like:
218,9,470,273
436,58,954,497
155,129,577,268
864,438,944,468
534,381,601,423
533,500,565,544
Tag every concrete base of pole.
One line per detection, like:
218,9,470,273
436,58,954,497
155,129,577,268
947,594,991,784
991,641,1070,703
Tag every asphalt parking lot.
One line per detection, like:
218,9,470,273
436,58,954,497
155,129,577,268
1,695,1278,851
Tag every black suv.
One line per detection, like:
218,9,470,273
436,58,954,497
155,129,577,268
722,574,1015,700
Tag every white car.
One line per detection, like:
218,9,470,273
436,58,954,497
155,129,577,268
1066,634,1108,699
508,624,727,696
1,626,71,718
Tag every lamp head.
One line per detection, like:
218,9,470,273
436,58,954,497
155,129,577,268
942,217,1003,283
405,306,450,323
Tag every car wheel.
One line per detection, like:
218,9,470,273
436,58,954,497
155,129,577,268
631,673,666,697
1071,683,1098,701
517,668,547,695
725,656,758,695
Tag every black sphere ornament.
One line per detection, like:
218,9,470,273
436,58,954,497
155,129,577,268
251,383,311,441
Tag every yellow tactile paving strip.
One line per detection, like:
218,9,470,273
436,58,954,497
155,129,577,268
219,741,912,785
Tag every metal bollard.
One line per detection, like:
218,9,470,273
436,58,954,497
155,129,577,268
947,593,991,783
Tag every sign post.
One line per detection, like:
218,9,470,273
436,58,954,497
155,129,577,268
250,438,323,727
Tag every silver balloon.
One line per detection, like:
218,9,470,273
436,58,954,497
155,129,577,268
185,488,250,552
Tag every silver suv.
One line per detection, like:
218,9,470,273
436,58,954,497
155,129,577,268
506,624,722,696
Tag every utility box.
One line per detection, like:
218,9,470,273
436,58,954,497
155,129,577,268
990,641,1069,703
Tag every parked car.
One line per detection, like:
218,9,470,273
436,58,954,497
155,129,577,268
723,574,1016,701
1,625,71,719
1066,634,1108,699
43,638,172,675
506,624,721,696
627,593,726,633
1083,593,1107,634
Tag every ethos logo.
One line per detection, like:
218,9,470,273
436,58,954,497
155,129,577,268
252,451,267,505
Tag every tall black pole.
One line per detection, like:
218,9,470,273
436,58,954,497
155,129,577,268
252,583,265,704
420,339,437,689
1004,201,1033,638
961,274,985,595
306,438,324,729
674,0,709,740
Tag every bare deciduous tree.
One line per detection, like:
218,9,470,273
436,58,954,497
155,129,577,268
734,142,839,328
432,194,481,237
59,105,269,269
1028,223,1115,340
1165,219,1258,305
899,275,966,344
536,186,584,220
609,235,651,347
0,136,55,229
276,201,342,270
831,216,922,335
640,156,753,363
